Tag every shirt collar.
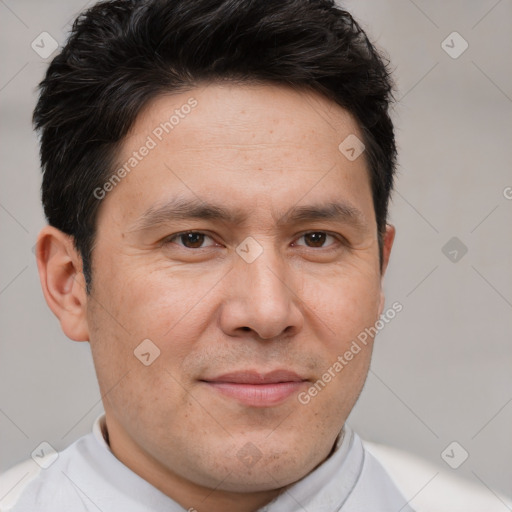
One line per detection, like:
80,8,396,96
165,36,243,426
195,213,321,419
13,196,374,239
262,424,363,511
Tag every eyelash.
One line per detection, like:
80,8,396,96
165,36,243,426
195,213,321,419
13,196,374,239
163,230,346,250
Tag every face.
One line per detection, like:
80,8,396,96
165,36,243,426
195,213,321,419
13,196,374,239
84,83,393,496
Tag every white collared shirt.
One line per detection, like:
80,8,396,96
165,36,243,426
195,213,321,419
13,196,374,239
1,414,414,511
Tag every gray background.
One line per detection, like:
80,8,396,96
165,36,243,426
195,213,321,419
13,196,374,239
1,0,511,503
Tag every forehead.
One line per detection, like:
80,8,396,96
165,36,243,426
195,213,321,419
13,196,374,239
134,82,362,155
98,82,374,230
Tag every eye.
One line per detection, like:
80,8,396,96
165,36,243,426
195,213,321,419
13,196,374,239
293,231,339,248
165,231,217,249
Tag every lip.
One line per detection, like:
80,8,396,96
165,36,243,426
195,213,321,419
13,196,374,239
201,370,309,407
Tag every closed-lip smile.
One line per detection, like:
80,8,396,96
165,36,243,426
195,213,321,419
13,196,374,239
201,370,309,407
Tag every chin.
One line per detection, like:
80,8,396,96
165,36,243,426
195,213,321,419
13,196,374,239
186,443,319,494
212,462,306,494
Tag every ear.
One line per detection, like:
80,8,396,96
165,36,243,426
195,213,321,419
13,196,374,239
377,224,396,316
35,225,89,342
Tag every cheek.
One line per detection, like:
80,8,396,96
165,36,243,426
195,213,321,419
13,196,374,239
298,266,381,413
299,264,382,345
95,257,219,339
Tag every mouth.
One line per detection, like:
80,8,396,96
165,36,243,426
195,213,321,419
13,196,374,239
200,370,309,407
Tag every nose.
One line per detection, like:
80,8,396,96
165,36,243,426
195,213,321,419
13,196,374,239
218,242,304,341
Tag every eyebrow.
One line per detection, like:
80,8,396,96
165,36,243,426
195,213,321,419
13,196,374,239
129,196,369,232
276,201,368,230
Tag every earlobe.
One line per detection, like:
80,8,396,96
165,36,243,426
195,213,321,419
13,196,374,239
378,223,396,316
36,225,89,342
380,223,395,277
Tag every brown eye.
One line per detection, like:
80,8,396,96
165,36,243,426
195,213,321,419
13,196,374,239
295,232,337,248
304,232,327,247
180,232,205,248
167,232,215,249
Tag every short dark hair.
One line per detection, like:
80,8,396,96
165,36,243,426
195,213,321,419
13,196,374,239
34,0,396,294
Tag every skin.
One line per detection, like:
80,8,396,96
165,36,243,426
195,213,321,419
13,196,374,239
36,82,395,512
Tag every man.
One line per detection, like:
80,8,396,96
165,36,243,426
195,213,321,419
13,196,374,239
1,0,413,510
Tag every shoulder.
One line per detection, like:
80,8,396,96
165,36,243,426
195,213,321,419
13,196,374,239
363,440,512,512
0,434,97,512
0,458,42,511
